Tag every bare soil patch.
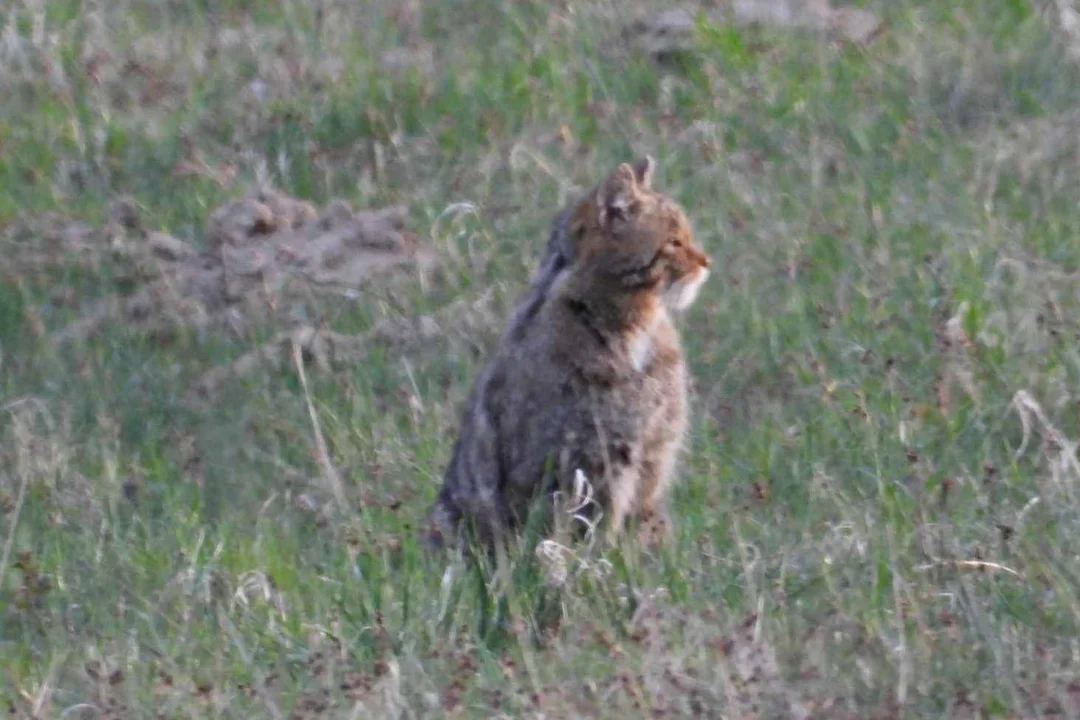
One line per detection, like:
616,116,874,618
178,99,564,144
7,188,439,397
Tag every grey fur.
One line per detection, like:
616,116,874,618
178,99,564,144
426,158,701,552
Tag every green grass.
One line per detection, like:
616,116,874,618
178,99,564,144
4,0,1080,716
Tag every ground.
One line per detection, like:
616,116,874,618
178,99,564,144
3,1,1080,717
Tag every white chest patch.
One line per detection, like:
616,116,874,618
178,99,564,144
627,308,668,372
628,330,653,372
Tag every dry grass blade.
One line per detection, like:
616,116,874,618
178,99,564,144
915,560,1025,579
0,398,50,594
0,448,29,594
292,341,348,514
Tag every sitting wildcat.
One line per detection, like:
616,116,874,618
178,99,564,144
427,157,710,552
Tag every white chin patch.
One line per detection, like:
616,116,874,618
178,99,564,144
666,268,709,311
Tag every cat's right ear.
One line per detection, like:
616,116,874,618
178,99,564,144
598,162,639,223
631,155,654,189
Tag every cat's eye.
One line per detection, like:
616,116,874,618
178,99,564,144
670,238,683,248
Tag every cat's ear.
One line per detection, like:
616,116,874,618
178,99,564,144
631,155,654,189
598,162,640,222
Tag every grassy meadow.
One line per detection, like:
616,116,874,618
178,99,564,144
3,0,1080,716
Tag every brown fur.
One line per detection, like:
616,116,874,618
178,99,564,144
427,158,710,551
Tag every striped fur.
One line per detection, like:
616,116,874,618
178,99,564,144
426,158,709,552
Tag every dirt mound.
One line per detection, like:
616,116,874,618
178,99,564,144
4,188,444,400
628,1,883,60
39,188,435,345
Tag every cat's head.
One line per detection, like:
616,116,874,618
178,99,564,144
570,157,711,310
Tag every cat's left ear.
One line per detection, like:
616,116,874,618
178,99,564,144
598,162,640,223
